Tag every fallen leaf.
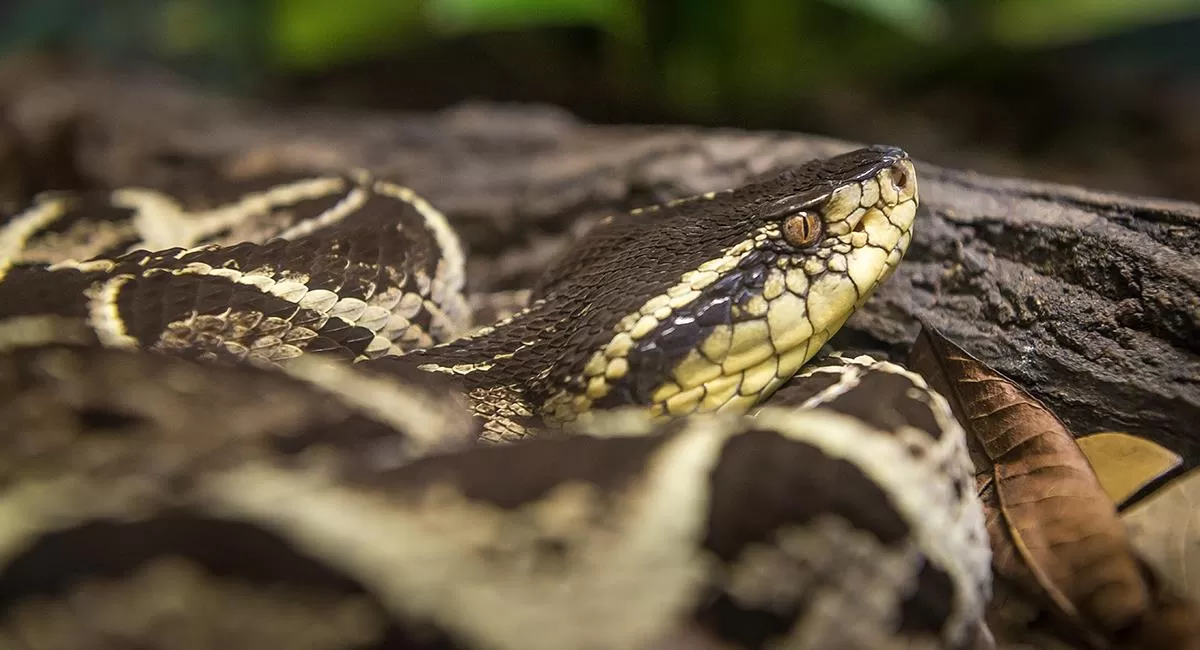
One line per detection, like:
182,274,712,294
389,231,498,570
908,324,1200,649
1077,432,1183,508
1123,467,1200,599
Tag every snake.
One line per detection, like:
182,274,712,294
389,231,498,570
0,145,993,649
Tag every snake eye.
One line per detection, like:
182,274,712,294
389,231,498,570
782,211,822,248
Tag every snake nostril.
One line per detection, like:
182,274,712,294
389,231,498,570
889,164,909,193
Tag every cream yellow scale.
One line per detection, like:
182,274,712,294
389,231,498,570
559,158,918,423
0,146,996,650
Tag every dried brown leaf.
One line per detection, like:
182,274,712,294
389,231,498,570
1123,467,1200,599
1077,432,1183,508
908,325,1176,648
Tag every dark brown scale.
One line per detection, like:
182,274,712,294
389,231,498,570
0,147,980,650
696,429,915,648
156,170,351,211
398,146,910,412
0,196,129,235
591,248,777,408
767,368,846,408
771,356,946,441
198,190,352,247
139,172,364,250
0,264,104,321
9,196,143,262
0,513,374,610
167,190,436,306
0,344,478,483
0,513,461,650
703,429,911,559
897,562,957,636
0,172,456,366
111,272,383,363
374,422,680,508
821,368,945,440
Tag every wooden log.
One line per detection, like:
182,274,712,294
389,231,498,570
2,59,1197,465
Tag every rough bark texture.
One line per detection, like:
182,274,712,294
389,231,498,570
2,59,1198,466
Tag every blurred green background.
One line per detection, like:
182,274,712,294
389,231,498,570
2,0,1200,199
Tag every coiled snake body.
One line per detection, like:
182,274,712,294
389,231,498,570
0,146,992,649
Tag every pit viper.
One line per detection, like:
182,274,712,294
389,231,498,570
0,146,992,649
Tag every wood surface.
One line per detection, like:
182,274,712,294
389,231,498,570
1,58,1196,466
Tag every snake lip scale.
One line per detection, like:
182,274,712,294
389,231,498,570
0,145,993,649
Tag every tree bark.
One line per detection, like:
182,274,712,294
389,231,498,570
3,59,1198,465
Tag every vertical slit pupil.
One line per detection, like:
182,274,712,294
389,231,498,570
784,212,818,247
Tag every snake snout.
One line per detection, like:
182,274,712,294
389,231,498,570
883,159,919,207
888,161,912,196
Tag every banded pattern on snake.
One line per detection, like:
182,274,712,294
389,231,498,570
0,146,992,649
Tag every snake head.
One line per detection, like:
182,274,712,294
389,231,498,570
544,146,919,424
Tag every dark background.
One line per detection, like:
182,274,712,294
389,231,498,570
2,0,1199,201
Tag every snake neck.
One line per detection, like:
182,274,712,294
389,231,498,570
385,295,590,442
